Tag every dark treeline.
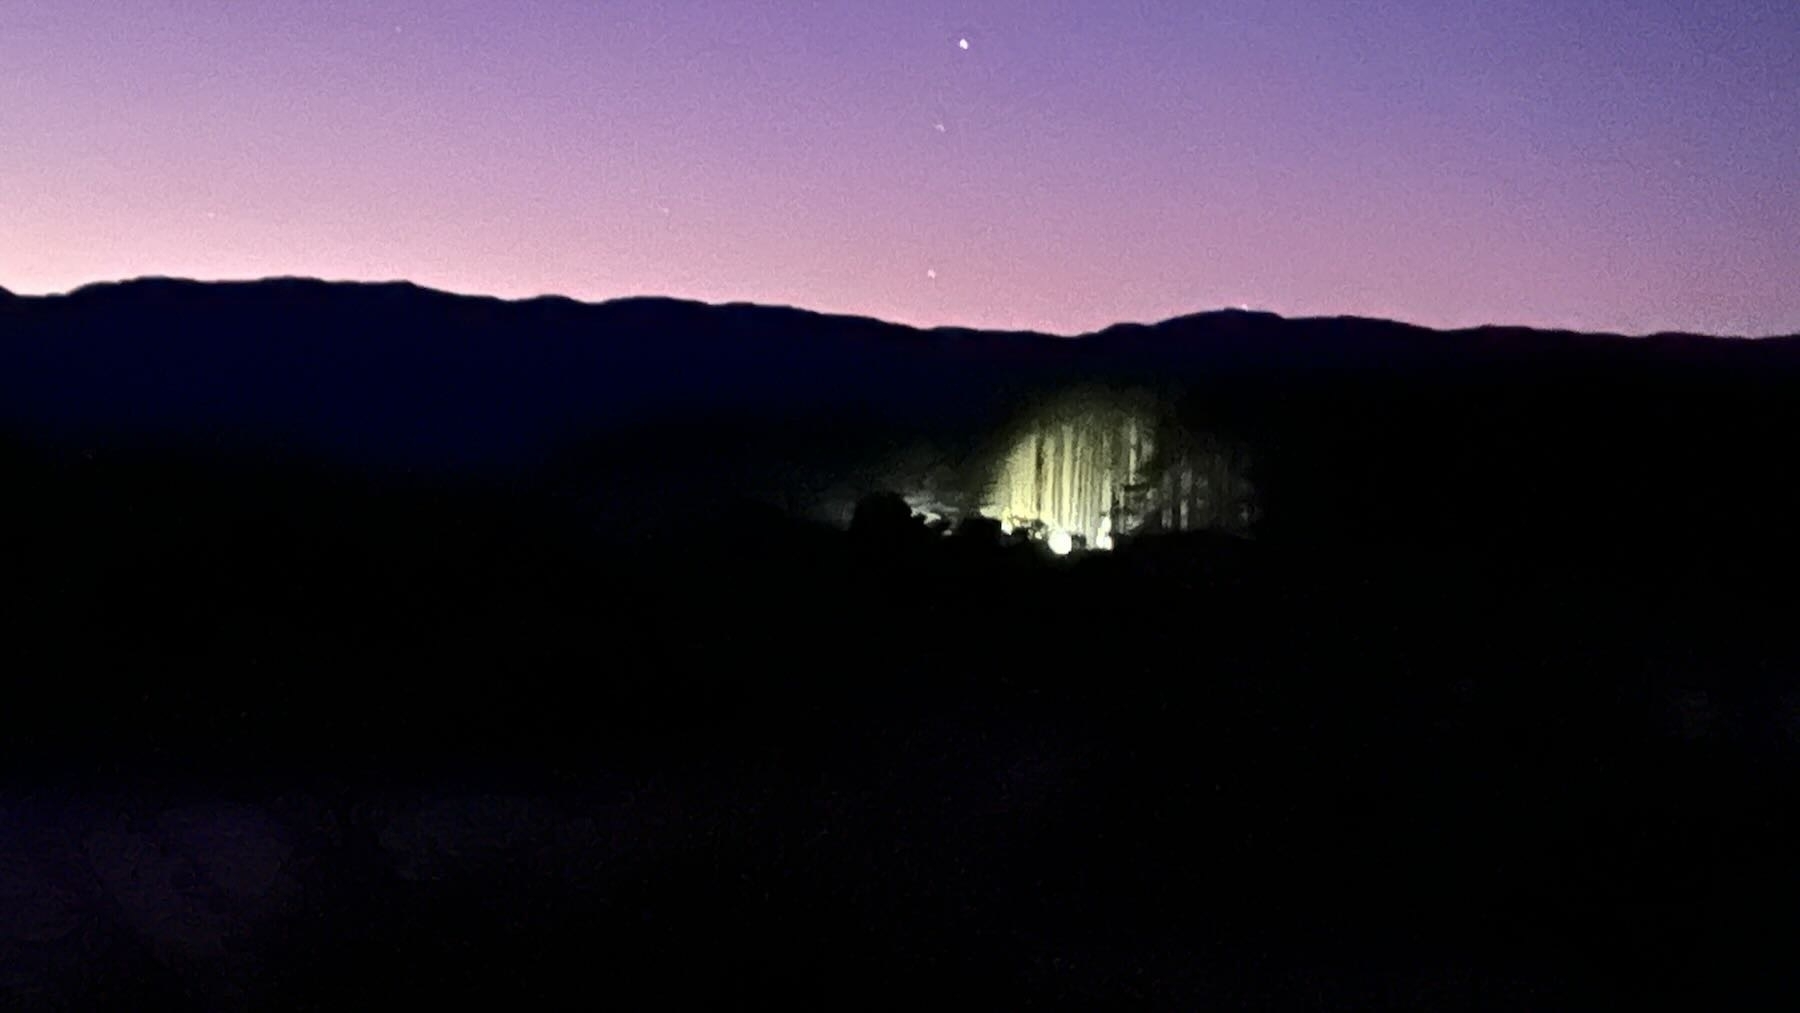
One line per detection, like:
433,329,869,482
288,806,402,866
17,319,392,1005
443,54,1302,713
2,283,1799,1006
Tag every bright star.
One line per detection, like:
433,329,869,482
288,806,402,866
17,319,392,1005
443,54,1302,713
958,38,969,50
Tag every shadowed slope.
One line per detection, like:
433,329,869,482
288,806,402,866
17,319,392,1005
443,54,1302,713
3,277,1799,564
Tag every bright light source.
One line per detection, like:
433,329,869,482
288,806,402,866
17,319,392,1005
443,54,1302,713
1047,529,1074,556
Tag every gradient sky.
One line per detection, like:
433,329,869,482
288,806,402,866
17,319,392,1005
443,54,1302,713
3,1,1796,335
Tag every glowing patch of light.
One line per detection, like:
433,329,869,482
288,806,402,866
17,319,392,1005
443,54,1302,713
981,395,1154,552
974,390,1258,547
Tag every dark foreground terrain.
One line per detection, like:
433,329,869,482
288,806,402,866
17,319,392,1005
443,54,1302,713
3,445,1797,1010
5,281,1800,1007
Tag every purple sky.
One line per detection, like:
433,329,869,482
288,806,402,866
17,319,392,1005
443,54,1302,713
4,1,1796,335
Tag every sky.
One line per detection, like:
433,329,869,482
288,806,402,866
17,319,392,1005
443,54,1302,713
2,0,1796,336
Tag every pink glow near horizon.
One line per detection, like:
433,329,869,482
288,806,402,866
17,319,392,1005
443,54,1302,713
3,1,1796,336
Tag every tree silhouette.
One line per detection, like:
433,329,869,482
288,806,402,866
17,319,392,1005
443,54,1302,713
849,491,931,553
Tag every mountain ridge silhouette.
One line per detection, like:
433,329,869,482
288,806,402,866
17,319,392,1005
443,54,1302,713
23,274,1792,342
6,274,1800,559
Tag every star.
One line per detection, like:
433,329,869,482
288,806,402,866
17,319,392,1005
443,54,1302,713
926,268,937,280
958,38,970,50
933,121,946,133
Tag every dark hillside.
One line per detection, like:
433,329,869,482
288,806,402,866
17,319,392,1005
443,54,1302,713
2,281,1797,1007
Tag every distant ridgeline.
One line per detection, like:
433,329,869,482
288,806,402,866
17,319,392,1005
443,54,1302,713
3,278,1799,568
